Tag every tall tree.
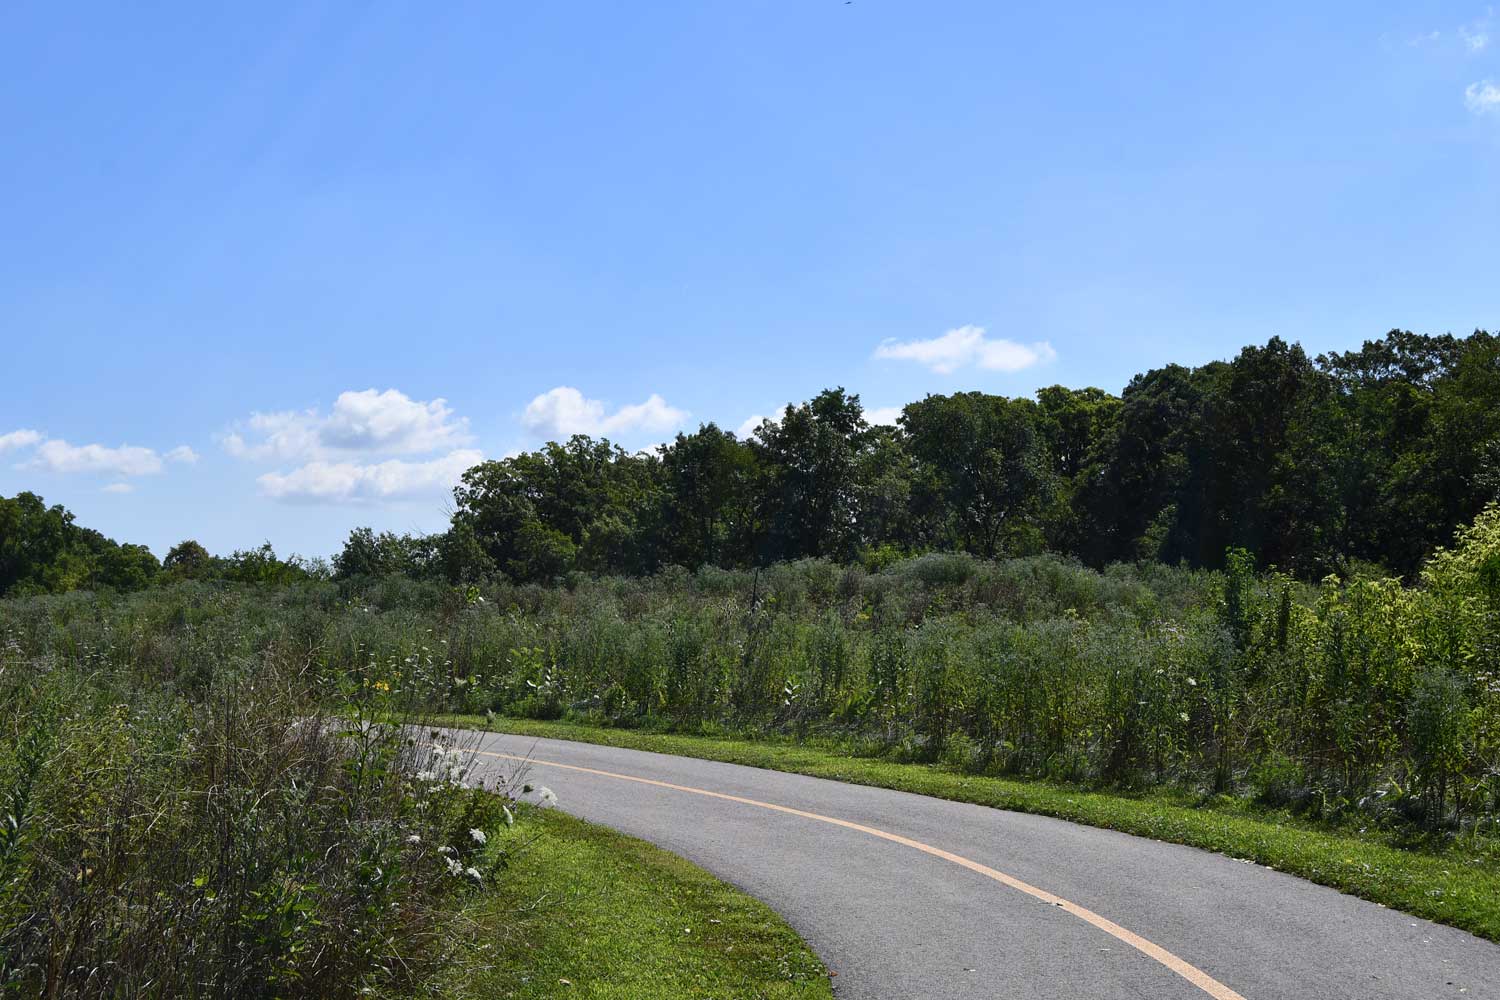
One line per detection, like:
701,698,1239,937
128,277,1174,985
752,388,870,563
903,392,1053,558
658,423,757,568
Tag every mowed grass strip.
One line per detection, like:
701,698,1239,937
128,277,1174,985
445,715,1500,944
441,807,834,1000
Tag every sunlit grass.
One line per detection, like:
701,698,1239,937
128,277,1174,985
435,807,833,1000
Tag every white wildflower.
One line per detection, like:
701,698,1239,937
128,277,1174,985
502,805,515,827
406,834,421,844
538,786,558,807
465,866,482,881
438,845,454,856
445,857,462,876
469,828,487,845
1186,677,1197,687
414,770,437,782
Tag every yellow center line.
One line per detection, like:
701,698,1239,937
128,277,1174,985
463,746,1248,1000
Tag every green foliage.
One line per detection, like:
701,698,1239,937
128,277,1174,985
0,493,160,596
0,607,519,999
12,503,1496,839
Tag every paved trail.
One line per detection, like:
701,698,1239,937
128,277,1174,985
455,729,1500,1000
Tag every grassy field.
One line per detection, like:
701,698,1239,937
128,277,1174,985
438,807,832,1000
447,715,1500,944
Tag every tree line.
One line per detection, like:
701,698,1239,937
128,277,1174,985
3,328,1497,598
370,328,1500,584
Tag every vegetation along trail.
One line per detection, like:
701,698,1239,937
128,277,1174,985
455,728,1500,1000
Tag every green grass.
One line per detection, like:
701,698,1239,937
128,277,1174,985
443,715,1500,945
436,807,834,999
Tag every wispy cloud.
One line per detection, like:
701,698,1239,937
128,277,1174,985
1407,10,1492,51
257,449,484,503
1462,7,1494,51
102,483,135,494
874,325,1057,375
0,429,43,453
29,440,166,477
521,387,689,440
1466,79,1500,114
222,389,470,462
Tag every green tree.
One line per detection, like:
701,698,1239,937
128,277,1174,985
903,392,1053,557
452,436,662,581
0,492,75,595
163,539,215,580
751,388,870,562
658,424,757,568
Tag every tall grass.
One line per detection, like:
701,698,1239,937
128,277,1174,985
4,506,1498,863
0,614,511,999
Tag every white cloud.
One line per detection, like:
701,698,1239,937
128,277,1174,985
1466,79,1500,114
865,406,903,427
223,389,470,462
1462,27,1490,51
874,325,1057,375
166,445,199,464
736,414,770,440
522,387,689,440
29,440,165,477
258,449,482,503
0,429,42,453
102,483,135,494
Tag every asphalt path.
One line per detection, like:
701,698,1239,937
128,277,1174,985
452,728,1500,1000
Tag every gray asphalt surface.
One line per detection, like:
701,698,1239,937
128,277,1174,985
455,728,1500,1000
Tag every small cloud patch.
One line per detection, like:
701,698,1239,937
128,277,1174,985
522,387,689,440
874,326,1057,375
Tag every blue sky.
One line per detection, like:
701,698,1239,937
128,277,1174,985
2,1,1497,558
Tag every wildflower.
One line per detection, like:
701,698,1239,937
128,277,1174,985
1179,712,1189,722
538,786,558,806
445,857,463,876
438,845,454,856
502,805,515,827
1186,677,1197,687
406,833,421,844
465,866,482,881
373,680,390,693
469,828,487,845
415,770,437,782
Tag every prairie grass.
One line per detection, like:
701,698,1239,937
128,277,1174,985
0,628,512,998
